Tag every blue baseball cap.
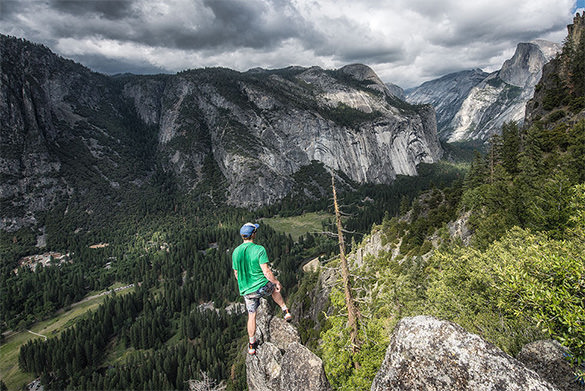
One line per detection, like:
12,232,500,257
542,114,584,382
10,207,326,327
240,223,259,237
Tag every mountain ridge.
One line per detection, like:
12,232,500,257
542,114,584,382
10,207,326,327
0,34,443,231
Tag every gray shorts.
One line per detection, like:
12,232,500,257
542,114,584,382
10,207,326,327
244,281,276,313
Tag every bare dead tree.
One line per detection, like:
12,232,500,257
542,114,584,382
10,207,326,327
187,371,226,391
331,174,361,353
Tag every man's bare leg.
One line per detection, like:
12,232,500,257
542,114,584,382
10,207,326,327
271,290,286,308
247,311,257,340
271,290,292,322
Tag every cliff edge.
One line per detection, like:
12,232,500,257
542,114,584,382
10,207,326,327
245,299,331,391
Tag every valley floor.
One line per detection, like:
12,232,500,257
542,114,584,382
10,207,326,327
0,283,135,390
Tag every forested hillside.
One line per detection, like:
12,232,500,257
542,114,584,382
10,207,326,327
314,19,585,390
0,155,463,390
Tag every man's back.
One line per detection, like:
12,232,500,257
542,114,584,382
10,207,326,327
232,242,269,295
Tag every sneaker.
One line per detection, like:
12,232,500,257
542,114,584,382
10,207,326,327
283,309,292,323
248,340,258,355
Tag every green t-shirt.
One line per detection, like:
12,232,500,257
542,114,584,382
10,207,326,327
232,242,270,295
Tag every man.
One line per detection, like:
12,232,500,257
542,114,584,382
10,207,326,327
232,222,292,355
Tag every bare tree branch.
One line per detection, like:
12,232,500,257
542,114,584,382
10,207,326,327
187,371,226,391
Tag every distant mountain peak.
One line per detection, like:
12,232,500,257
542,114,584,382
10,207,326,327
406,40,558,142
339,64,382,83
499,41,560,88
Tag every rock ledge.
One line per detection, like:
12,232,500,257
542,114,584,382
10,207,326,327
371,315,559,391
246,299,331,391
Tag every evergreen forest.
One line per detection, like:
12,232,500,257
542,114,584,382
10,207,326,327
0,151,462,390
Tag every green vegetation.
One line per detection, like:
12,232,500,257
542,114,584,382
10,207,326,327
317,32,585,387
1,196,324,390
535,27,585,122
319,103,383,129
318,117,585,389
258,160,467,247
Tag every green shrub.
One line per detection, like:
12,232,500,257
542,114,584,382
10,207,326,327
491,227,585,379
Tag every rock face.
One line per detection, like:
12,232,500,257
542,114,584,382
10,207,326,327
406,41,560,142
405,69,489,139
371,316,559,391
125,63,443,209
516,340,583,391
1,35,443,230
385,83,406,100
246,299,330,391
447,210,473,246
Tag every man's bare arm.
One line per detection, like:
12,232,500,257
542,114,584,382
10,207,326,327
260,263,281,291
233,269,238,280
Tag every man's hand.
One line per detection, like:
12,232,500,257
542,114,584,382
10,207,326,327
260,263,281,289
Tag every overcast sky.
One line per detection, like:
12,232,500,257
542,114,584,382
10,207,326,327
1,0,584,88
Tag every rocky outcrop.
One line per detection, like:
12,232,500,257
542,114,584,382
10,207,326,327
246,299,330,391
447,210,473,246
517,340,583,391
371,316,559,391
406,40,560,142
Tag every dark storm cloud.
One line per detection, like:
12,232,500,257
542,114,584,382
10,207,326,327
0,0,23,20
50,0,136,20
43,0,317,52
0,0,575,87
194,0,303,48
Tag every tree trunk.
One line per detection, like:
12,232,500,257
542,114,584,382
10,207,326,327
331,174,360,352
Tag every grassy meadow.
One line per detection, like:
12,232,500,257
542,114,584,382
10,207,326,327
261,212,335,241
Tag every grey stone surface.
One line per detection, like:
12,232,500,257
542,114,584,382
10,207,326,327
280,342,331,391
517,340,584,391
246,299,330,391
247,342,283,391
371,316,559,391
269,317,300,351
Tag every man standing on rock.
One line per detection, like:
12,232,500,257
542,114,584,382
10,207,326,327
233,223,292,355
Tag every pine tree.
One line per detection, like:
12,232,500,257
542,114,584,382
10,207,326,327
464,151,487,190
501,122,521,174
